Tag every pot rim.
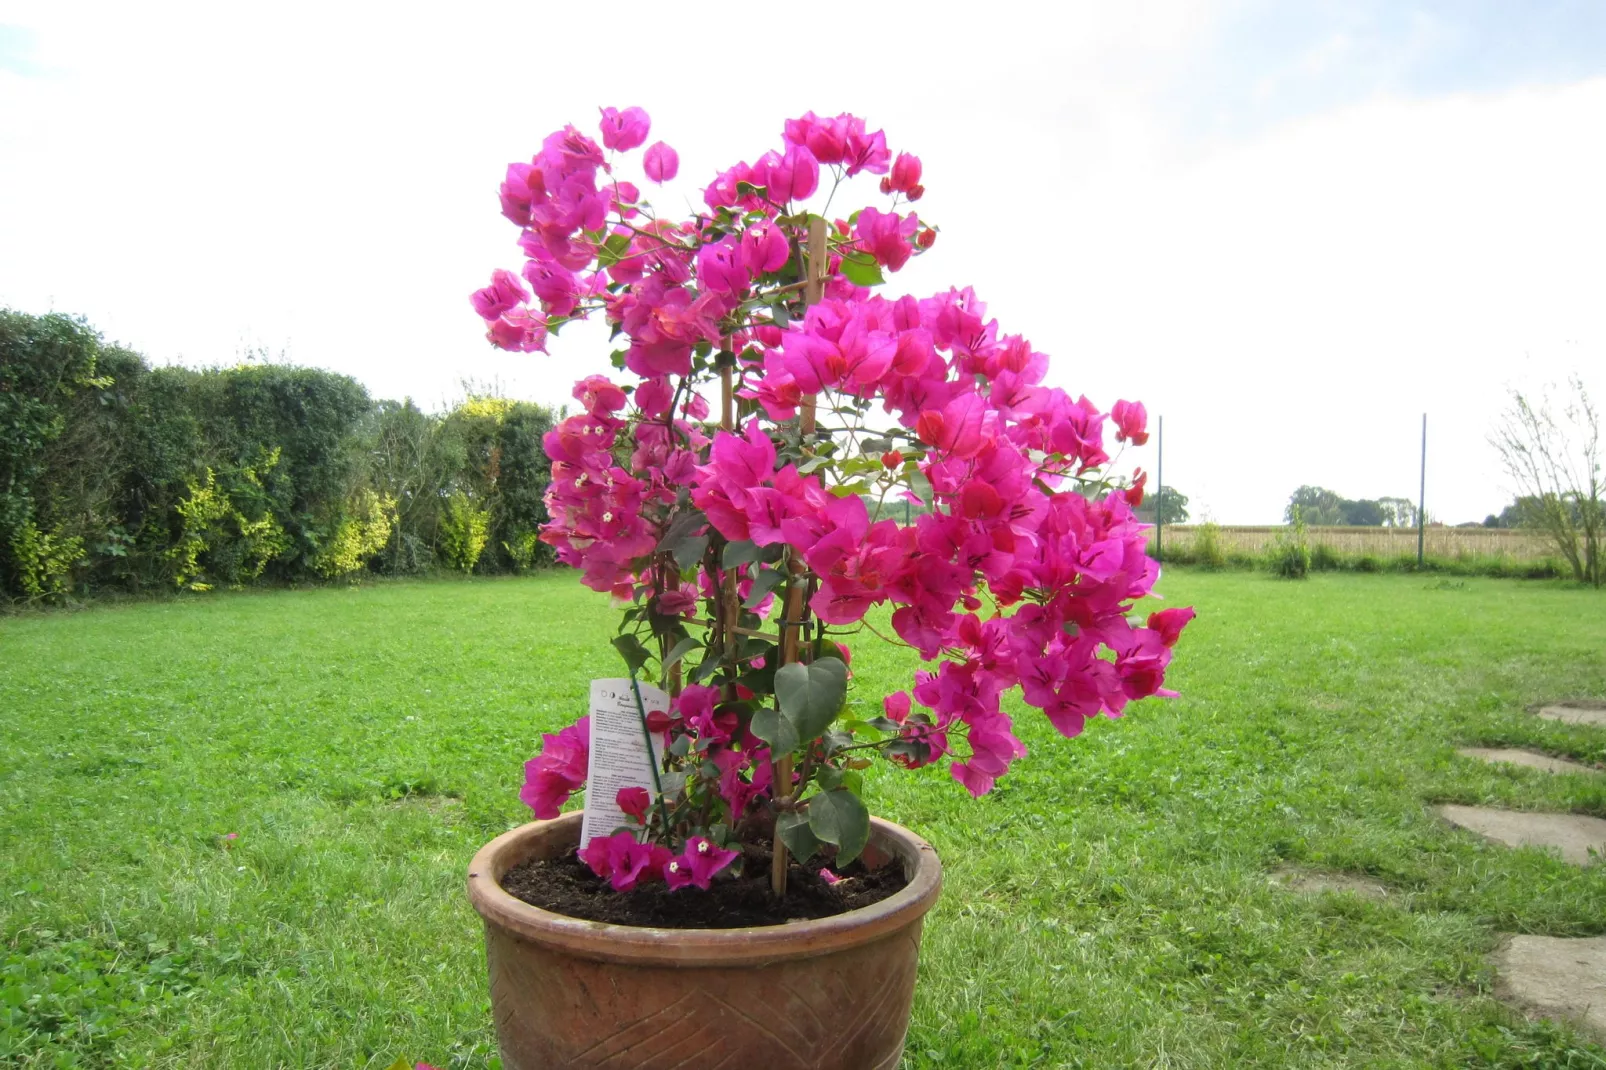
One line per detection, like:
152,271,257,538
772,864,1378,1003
467,811,942,968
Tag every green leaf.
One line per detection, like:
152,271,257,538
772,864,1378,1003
838,255,885,288
821,729,856,756
690,652,724,684
657,509,708,551
664,636,702,669
750,706,799,753
807,789,870,866
671,534,709,570
738,661,777,697
595,231,632,268
743,567,786,608
722,540,763,568
738,641,775,667
611,634,653,676
774,657,848,741
776,811,821,863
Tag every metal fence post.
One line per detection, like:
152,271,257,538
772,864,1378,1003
1417,413,1427,567
1156,415,1164,564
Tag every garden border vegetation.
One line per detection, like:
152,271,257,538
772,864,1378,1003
0,310,557,604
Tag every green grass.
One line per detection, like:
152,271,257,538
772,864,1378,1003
2,570,1605,1068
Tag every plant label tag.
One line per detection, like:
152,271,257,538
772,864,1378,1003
580,679,671,849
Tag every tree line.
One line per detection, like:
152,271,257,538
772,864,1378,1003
1,310,556,603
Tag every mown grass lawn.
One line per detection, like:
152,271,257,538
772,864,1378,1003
3,570,1605,1068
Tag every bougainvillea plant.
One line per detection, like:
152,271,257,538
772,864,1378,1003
472,106,1194,897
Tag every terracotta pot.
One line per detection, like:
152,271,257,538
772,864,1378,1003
467,811,942,1070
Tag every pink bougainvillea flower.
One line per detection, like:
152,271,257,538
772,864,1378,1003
884,152,922,195
598,106,651,151
616,786,650,823
642,141,679,183
663,836,740,891
853,207,918,272
655,588,698,618
1146,607,1196,647
883,691,911,724
470,269,530,321
486,308,547,353
1111,399,1149,445
1124,468,1148,508
580,830,672,892
761,143,819,202
520,716,590,819
572,375,628,416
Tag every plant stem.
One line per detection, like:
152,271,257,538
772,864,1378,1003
769,215,829,899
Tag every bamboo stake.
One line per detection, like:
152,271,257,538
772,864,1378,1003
771,216,828,898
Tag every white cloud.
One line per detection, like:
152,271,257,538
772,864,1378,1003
1,0,1601,523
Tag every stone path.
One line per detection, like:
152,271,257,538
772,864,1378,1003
1537,703,1606,728
1493,936,1606,1042
1434,804,1606,865
1456,747,1601,776
1268,696,1606,1044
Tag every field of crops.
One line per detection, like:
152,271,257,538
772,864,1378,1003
1156,524,1554,560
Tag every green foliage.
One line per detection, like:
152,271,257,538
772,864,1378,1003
7,518,85,601
311,489,395,579
0,311,110,598
0,310,558,602
166,451,291,590
1286,485,1416,527
1191,521,1225,569
1269,505,1312,579
502,529,541,572
774,656,849,741
438,492,490,573
1146,485,1189,525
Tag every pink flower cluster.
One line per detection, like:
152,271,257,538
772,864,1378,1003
486,107,1193,843
519,716,589,819
581,832,740,892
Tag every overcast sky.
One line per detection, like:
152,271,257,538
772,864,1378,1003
3,1,1603,524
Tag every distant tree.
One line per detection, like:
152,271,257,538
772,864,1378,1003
1378,496,1419,527
1482,500,1529,529
1287,486,1415,526
1154,486,1189,525
1285,485,1345,526
1338,498,1386,526
1489,376,1602,586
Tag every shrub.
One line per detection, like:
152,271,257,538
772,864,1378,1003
1192,521,1226,569
165,451,290,591
7,518,85,601
1269,506,1311,579
439,492,490,573
502,529,541,572
311,489,396,579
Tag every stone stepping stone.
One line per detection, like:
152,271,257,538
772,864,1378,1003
1493,935,1606,1043
1434,805,1606,865
1537,703,1606,728
1457,748,1600,776
1267,866,1389,900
